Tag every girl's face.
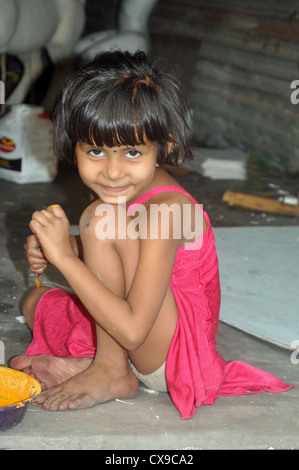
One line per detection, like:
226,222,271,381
75,138,158,205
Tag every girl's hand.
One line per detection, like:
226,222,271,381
25,234,49,274
29,205,75,268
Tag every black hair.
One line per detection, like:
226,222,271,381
52,50,194,167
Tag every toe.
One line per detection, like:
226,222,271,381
9,355,32,370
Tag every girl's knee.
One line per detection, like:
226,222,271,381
80,200,136,245
23,287,51,329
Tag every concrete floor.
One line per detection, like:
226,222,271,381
0,165,298,450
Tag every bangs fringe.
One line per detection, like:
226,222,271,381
75,76,169,149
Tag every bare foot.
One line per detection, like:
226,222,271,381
37,360,139,411
9,355,92,391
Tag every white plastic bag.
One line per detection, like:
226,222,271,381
0,105,57,184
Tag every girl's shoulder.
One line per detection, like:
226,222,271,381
138,168,197,207
79,198,102,233
134,172,207,245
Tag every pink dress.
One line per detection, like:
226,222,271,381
26,185,294,419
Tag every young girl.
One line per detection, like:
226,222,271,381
11,50,293,419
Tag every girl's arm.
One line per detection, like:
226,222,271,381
26,213,83,275
70,234,83,260
29,203,185,350
60,234,178,350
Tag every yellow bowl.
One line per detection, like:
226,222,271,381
0,367,41,431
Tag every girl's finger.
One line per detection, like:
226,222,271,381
41,209,52,218
27,255,47,266
30,265,47,274
30,211,47,227
29,218,40,232
46,204,67,219
31,261,47,269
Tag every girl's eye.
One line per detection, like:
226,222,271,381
88,148,104,157
126,149,140,159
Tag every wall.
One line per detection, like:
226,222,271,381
82,0,299,173
149,0,299,173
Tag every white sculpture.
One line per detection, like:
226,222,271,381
0,0,158,106
0,0,86,105
75,0,159,63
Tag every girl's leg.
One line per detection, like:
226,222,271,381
14,203,177,410
11,286,93,389
23,286,52,329
32,208,141,410
11,252,138,403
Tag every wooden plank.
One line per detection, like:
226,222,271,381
222,190,299,215
150,2,299,41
